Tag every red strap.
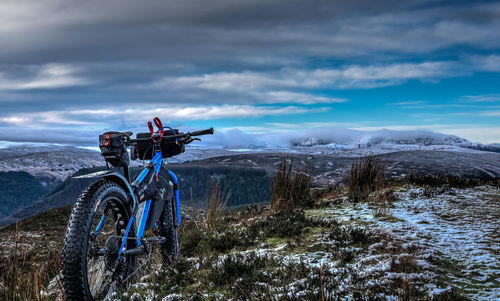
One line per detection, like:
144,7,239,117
147,121,154,141
153,117,163,131
153,117,164,142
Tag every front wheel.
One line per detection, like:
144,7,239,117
158,197,179,266
62,180,136,300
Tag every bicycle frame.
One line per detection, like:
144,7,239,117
115,150,181,258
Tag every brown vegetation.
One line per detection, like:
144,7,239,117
348,156,385,202
370,187,397,217
270,157,313,211
0,223,63,301
205,178,231,231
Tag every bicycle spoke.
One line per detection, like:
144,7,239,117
85,199,133,299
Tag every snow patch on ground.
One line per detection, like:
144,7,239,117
308,185,499,300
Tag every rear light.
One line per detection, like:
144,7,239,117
103,133,111,147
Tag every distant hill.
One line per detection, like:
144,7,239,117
0,145,104,221
0,165,272,226
0,145,103,181
176,150,500,187
0,131,499,226
0,167,103,226
0,171,56,219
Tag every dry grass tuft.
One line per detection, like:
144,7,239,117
205,178,231,231
270,157,313,211
348,156,385,202
370,187,397,217
0,223,63,301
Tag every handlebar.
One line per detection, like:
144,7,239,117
128,127,214,143
189,127,214,136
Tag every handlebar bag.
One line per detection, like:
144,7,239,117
98,132,130,168
134,130,185,160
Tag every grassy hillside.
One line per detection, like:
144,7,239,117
1,157,498,300
1,177,498,300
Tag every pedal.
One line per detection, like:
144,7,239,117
144,236,166,244
121,245,146,256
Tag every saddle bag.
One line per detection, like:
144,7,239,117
132,129,185,160
98,132,130,168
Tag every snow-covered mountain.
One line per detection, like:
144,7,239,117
199,128,500,154
0,145,103,181
0,128,498,182
0,129,498,175
282,129,482,149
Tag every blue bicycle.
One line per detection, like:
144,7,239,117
61,117,213,300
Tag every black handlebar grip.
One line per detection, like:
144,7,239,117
190,127,214,136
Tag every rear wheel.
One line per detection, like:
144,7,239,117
62,180,136,300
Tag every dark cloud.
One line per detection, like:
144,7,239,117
2,0,498,66
0,126,97,146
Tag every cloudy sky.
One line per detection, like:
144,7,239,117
0,0,499,146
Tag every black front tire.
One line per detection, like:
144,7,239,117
62,180,135,300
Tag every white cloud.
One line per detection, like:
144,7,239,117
437,127,500,144
220,121,367,134
264,91,347,104
392,100,427,105
0,64,89,90
479,110,500,117
327,62,455,81
155,71,290,92
433,21,500,48
0,104,326,127
470,55,500,72
153,61,460,94
1,111,94,126
145,105,317,120
459,94,500,103
214,124,500,146
0,116,31,125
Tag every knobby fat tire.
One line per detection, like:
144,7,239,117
61,180,135,300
